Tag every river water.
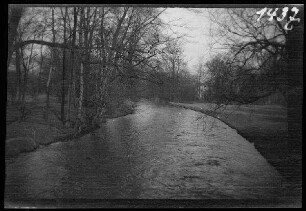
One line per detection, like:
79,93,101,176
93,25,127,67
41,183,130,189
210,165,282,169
5,100,288,200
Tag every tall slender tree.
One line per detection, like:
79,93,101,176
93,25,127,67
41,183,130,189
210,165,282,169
61,7,68,123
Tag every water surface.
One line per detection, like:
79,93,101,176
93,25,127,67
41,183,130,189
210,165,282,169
5,101,286,199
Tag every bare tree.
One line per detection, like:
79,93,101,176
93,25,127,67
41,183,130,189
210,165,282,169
66,7,78,123
19,39,37,120
60,7,68,123
8,6,196,133
8,5,24,69
208,7,303,105
45,7,56,121
206,6,303,151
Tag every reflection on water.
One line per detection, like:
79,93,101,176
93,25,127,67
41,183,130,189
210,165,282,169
5,100,287,200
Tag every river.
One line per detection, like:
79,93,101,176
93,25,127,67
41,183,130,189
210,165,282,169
5,100,287,201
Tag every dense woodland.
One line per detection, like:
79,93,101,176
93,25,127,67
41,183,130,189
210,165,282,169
7,6,303,146
7,6,198,131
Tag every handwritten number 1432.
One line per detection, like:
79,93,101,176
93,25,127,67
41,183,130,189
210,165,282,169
256,7,300,30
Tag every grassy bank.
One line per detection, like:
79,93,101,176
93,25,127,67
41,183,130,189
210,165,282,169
6,95,136,157
170,102,301,197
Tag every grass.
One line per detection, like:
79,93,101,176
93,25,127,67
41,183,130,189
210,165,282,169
170,102,301,198
6,94,136,157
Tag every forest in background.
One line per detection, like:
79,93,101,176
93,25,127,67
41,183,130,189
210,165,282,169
7,6,303,148
7,6,200,133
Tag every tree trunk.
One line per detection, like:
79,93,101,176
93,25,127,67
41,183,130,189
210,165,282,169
45,7,56,121
77,61,84,129
38,33,44,99
172,59,175,101
45,64,53,121
61,50,66,123
61,7,68,124
19,36,35,120
176,58,180,102
8,6,23,70
15,47,22,102
20,62,29,121
67,7,78,123
66,60,71,122
75,7,84,132
67,80,71,122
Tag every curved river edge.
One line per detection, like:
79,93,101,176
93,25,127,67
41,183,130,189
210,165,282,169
5,100,301,206
169,102,301,199
5,104,136,158
169,102,249,143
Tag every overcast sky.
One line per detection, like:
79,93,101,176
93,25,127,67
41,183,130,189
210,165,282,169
15,7,223,75
160,8,215,74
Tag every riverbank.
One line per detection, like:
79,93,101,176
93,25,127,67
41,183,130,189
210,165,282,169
5,98,136,158
170,102,301,198
6,100,293,205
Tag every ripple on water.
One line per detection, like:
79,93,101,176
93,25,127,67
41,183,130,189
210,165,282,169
5,101,287,200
